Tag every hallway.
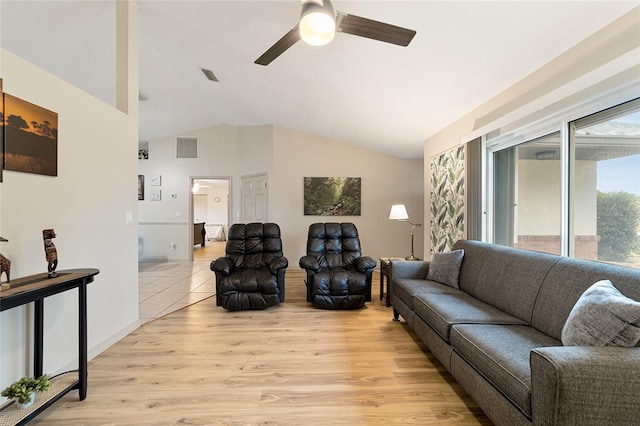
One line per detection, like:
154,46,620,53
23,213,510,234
137,242,225,323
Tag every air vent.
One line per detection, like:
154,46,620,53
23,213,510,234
177,137,198,158
201,68,219,82
138,90,150,101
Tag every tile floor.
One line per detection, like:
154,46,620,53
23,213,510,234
138,245,222,324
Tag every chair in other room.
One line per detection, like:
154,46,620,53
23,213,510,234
299,222,376,309
210,222,288,310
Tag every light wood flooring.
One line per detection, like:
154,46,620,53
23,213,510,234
193,242,226,262
138,242,225,323
32,268,493,425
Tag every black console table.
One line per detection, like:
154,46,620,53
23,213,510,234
0,268,99,426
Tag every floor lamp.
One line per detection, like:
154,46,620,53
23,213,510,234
389,204,421,260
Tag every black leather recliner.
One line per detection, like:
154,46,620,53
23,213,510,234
210,223,288,310
299,222,376,309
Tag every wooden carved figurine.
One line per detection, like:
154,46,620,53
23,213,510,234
42,229,58,278
0,237,10,284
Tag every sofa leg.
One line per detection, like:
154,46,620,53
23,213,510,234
393,309,400,322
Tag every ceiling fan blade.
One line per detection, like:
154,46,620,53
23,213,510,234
255,25,300,66
337,13,416,47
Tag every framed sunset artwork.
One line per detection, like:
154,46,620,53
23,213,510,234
4,93,58,177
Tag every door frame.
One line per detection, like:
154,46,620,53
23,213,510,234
188,176,232,261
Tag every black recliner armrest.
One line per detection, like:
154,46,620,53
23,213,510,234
268,256,289,274
299,255,320,272
354,256,376,272
210,257,235,276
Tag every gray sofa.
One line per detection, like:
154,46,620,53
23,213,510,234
390,239,640,426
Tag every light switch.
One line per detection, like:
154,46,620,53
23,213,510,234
126,211,133,224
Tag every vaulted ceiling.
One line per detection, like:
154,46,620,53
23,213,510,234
1,1,636,159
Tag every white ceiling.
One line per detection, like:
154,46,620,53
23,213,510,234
1,1,637,159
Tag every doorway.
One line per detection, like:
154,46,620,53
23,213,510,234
190,177,231,261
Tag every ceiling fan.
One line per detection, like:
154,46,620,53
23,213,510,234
255,0,416,66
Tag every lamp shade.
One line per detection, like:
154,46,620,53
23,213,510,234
299,1,336,46
389,204,409,221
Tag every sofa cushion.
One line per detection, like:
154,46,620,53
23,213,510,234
413,292,527,342
464,244,559,323
219,266,281,310
426,249,465,289
451,324,561,418
309,266,368,309
452,239,494,294
393,278,460,310
561,280,640,347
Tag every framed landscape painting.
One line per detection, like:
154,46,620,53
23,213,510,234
0,78,3,182
4,93,58,176
304,177,361,216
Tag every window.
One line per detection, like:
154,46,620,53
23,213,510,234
570,100,640,268
486,98,640,269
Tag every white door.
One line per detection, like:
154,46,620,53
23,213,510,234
241,174,268,222
194,194,207,223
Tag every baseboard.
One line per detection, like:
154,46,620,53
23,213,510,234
55,319,141,374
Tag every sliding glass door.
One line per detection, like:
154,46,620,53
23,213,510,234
492,133,562,254
488,98,639,269
570,100,640,266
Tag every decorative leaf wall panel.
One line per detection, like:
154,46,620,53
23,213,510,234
430,146,465,254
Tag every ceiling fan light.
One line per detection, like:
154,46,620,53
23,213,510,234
299,1,335,46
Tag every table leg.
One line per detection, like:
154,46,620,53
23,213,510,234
386,274,392,307
34,299,44,377
379,269,384,300
78,281,87,400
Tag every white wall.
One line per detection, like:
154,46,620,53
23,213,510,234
138,124,238,260
204,186,229,228
272,126,424,263
237,125,274,177
0,49,139,388
423,7,640,256
138,124,424,264
236,125,274,224
194,186,228,226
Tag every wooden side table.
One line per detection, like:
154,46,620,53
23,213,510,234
379,257,421,307
379,258,401,307
0,268,99,426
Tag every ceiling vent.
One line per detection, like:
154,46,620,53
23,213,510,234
177,137,198,158
201,68,219,82
138,90,150,101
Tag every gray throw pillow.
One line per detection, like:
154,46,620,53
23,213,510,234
426,249,464,289
561,280,640,347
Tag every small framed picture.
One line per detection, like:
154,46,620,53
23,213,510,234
138,175,144,200
138,141,149,160
149,189,161,201
149,175,161,186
